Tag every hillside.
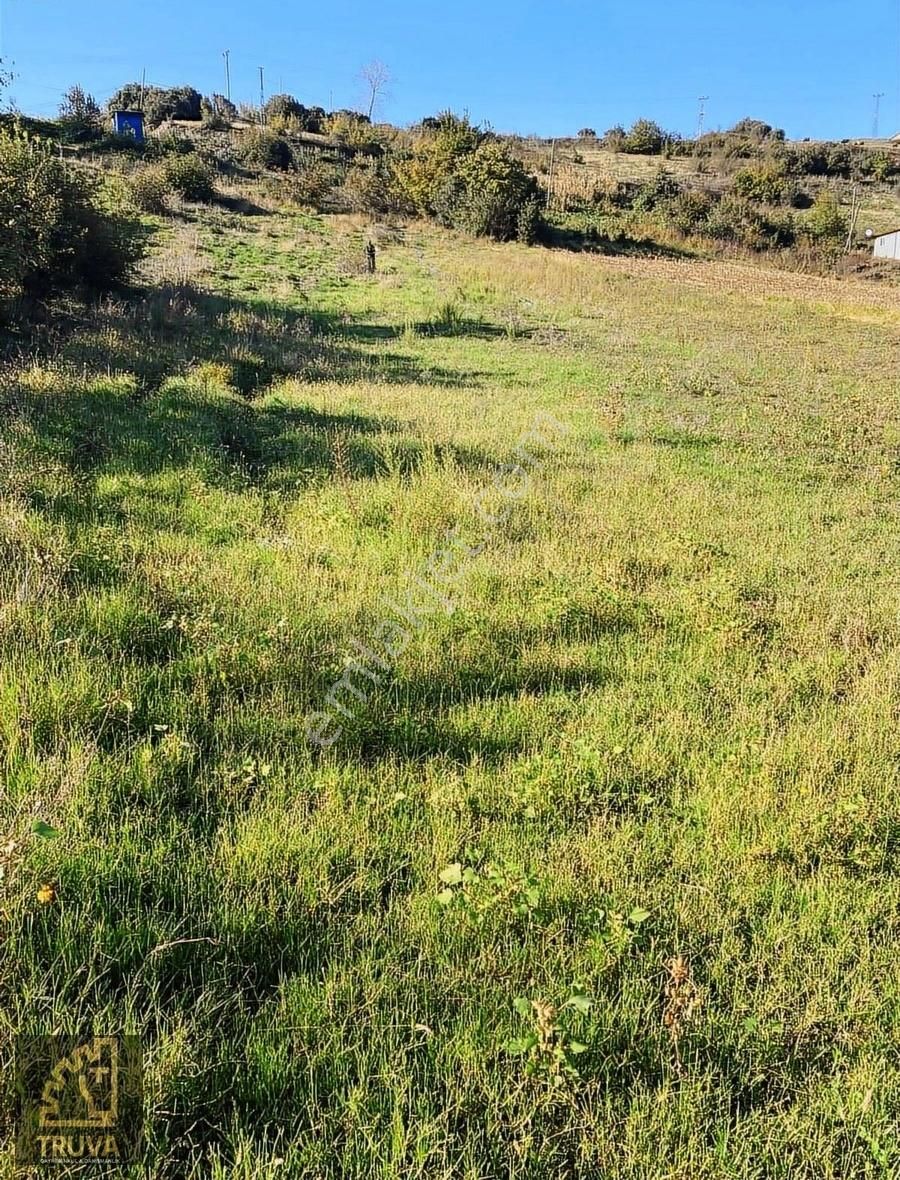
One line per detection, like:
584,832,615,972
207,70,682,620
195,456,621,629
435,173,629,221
2,172,899,1176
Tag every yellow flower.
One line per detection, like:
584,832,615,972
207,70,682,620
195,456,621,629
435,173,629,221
36,884,56,905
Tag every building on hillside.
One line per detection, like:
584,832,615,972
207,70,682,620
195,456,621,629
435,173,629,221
871,228,900,261
111,111,145,142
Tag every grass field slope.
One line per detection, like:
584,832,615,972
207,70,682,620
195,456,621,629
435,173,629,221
2,187,900,1177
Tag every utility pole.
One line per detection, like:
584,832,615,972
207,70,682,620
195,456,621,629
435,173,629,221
697,96,710,140
223,50,231,103
259,67,265,117
138,67,146,110
873,92,884,139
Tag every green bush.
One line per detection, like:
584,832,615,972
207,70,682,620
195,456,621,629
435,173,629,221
162,153,215,201
602,125,627,151
278,158,340,208
263,95,327,133
239,128,294,171
130,152,214,209
799,190,848,249
0,126,142,314
705,195,795,251
633,169,681,211
732,162,790,204
206,93,237,121
145,133,195,159
729,118,785,142
394,115,539,242
517,196,542,245
443,142,541,241
129,163,170,213
394,113,484,213
339,161,395,214
666,190,714,235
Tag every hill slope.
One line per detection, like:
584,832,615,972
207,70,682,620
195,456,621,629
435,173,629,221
2,193,900,1177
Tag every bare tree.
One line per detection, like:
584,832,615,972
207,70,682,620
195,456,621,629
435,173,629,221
360,60,391,121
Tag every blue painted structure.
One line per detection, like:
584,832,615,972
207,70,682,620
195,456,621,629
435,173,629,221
112,111,145,142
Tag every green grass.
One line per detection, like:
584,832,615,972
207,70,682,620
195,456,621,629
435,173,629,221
2,195,900,1178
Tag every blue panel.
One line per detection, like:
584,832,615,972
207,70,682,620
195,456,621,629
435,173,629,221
112,112,145,143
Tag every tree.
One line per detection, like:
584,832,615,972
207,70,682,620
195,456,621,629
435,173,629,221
623,118,667,154
107,83,202,127
360,60,390,121
450,141,541,240
730,118,784,142
394,112,484,214
394,114,540,242
801,190,848,248
602,125,627,151
577,128,597,139
0,125,142,314
208,93,237,120
263,94,327,132
59,85,102,142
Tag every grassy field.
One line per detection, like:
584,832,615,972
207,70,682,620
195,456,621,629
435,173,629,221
2,187,900,1177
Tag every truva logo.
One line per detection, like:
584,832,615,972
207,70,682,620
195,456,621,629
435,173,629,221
15,1034,143,1166
38,1036,119,1129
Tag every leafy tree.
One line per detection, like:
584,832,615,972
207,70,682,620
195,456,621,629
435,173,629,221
59,85,103,143
326,110,377,147
206,93,237,120
577,128,597,139
623,118,667,154
394,114,539,241
451,141,540,240
730,118,785,142
395,112,484,214
108,83,202,127
602,125,627,150
264,95,327,133
0,125,142,315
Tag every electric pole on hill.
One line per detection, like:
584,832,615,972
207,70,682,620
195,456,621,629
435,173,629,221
259,67,265,122
697,96,710,140
223,50,231,103
873,92,884,138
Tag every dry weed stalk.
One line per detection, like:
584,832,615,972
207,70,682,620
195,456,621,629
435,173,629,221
663,954,701,1071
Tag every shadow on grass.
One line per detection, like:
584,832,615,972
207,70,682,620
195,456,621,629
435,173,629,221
5,278,509,538
45,284,482,397
542,222,701,260
343,318,529,343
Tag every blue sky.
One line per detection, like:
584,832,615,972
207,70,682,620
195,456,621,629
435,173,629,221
2,0,900,140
